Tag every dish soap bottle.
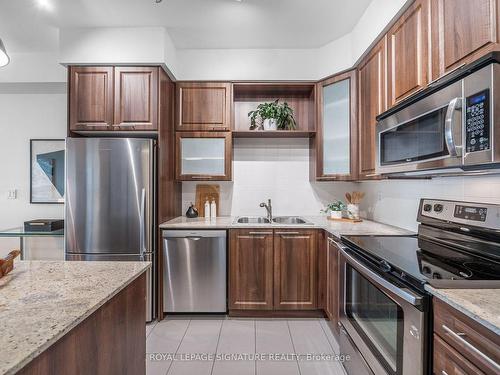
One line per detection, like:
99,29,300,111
210,199,217,220
204,198,211,220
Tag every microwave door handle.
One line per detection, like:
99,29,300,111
444,97,463,157
340,248,423,307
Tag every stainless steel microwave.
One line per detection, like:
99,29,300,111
376,62,499,176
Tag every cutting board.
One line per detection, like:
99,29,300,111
327,217,362,223
194,184,220,216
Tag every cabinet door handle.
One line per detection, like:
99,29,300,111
442,324,500,371
190,176,213,179
441,371,449,375
248,231,273,235
275,231,301,235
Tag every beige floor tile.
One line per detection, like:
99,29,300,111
176,319,223,354
255,320,294,354
212,360,255,375
217,319,255,354
288,320,334,354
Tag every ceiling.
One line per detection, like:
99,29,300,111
0,0,371,53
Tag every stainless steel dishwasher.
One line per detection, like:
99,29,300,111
162,230,227,313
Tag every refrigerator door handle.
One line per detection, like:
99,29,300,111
140,188,146,258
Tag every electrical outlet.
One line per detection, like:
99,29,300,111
7,189,17,200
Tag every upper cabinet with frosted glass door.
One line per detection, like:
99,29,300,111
175,132,232,181
312,70,358,181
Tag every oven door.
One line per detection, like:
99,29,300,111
376,79,463,175
339,248,426,375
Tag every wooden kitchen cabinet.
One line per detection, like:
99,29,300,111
386,0,430,107
69,66,114,131
114,67,158,130
434,299,500,375
69,66,160,132
357,37,386,179
229,229,319,313
313,70,358,181
430,0,500,80
176,82,232,131
229,229,274,310
175,131,232,181
325,236,340,337
274,230,317,310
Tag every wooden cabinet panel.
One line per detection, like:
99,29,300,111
176,82,232,131
274,230,317,310
325,237,340,337
314,70,358,181
175,131,232,181
229,229,274,310
431,0,500,79
434,334,485,375
387,0,430,106
69,66,114,131
358,38,386,179
18,274,146,375
114,67,158,130
434,299,500,375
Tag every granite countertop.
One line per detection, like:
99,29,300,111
0,260,150,375
159,215,413,238
426,285,500,335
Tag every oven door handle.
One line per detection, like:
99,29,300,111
444,97,463,157
340,248,424,308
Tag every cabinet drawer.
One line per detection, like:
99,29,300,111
434,299,500,375
434,334,484,375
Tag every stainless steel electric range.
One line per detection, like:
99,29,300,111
337,198,500,375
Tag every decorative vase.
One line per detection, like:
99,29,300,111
185,203,199,218
330,210,342,219
263,118,278,131
347,204,360,220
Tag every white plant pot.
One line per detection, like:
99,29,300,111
263,118,278,131
330,211,342,219
347,204,360,220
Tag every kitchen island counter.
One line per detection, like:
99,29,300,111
0,260,150,375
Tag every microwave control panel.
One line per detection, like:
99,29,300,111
465,89,490,153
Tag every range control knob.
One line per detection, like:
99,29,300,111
423,204,432,212
380,260,392,272
433,204,444,213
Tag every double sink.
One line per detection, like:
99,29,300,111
234,216,313,225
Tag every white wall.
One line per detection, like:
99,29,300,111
182,138,354,216
0,83,67,255
356,176,500,232
0,53,66,83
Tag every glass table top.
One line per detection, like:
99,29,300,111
0,227,64,237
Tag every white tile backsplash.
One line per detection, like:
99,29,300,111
182,138,354,217
356,175,500,231
182,138,500,232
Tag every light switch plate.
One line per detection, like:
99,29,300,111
7,189,17,199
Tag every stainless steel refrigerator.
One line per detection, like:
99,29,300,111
65,138,156,321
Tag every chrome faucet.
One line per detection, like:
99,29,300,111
260,199,273,222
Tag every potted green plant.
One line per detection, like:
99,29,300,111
321,200,346,219
248,99,297,131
